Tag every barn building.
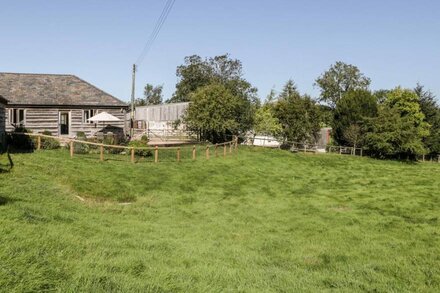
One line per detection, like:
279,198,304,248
134,102,189,130
0,73,128,137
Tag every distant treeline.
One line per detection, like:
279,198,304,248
136,54,439,159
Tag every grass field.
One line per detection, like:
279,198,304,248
0,147,439,292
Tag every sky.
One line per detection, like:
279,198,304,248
1,0,439,102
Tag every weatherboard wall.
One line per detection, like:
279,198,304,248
135,102,189,122
5,107,126,137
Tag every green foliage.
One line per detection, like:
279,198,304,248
40,131,60,150
315,61,371,107
318,105,333,127
76,131,87,140
254,105,282,137
7,127,35,152
414,83,440,155
63,132,88,154
332,89,377,146
184,83,254,143
128,139,152,157
273,80,321,143
364,87,430,159
1,148,440,291
143,83,163,105
168,54,258,105
343,124,362,148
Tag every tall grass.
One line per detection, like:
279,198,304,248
0,147,439,291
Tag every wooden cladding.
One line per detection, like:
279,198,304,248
4,107,126,136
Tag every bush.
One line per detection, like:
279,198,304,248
8,127,35,152
76,131,87,140
128,140,152,157
140,135,149,143
63,133,90,154
40,131,60,150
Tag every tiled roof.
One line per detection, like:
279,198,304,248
0,95,7,105
0,72,126,107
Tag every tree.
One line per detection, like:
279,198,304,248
315,61,371,107
132,84,163,106
364,87,430,159
144,84,163,105
254,105,282,137
168,54,257,105
183,83,253,143
273,80,321,143
332,89,377,146
414,83,440,155
343,124,362,149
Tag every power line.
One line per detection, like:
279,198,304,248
135,0,176,67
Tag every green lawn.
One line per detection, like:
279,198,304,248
0,147,439,292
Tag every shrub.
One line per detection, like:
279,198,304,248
8,127,35,152
40,131,60,150
140,135,149,143
128,140,152,157
63,133,89,154
76,131,87,140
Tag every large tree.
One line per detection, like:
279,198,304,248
315,61,371,107
168,54,257,104
183,83,254,143
144,83,163,105
273,80,321,143
364,87,430,159
414,83,440,155
254,105,282,137
332,89,377,147
133,83,163,106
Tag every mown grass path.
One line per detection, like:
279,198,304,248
0,147,439,291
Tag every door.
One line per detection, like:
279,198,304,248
59,112,70,135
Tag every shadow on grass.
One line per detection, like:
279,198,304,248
0,196,17,206
0,149,14,173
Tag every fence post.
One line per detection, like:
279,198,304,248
223,144,226,158
229,142,232,154
304,144,307,153
155,146,158,163
37,135,41,151
70,141,74,158
177,147,181,162
215,144,218,157
206,145,210,160
235,137,238,152
100,145,104,161
192,145,196,160
339,147,342,155
422,154,425,162
131,148,135,163
360,148,363,157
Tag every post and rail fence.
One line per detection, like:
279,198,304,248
8,132,239,164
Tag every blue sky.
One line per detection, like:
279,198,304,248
1,0,439,102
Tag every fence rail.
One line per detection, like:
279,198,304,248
9,132,238,163
240,135,363,156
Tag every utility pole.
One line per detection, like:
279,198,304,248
130,64,136,137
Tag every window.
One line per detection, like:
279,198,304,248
9,109,25,126
83,109,96,123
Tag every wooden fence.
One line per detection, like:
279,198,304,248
11,132,239,163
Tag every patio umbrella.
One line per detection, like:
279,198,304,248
88,112,121,123
88,112,121,135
